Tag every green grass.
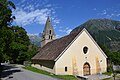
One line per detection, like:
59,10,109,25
114,70,120,73
102,72,112,76
103,70,120,76
103,78,111,80
23,66,77,80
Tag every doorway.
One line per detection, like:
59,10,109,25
83,62,91,76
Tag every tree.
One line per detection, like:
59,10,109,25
0,0,15,77
0,27,14,61
110,52,120,65
10,26,30,64
0,0,15,27
0,0,16,60
27,44,39,61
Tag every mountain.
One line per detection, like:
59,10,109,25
28,34,41,46
71,19,120,52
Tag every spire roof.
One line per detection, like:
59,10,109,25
43,16,55,35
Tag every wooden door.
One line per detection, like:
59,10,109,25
83,63,91,76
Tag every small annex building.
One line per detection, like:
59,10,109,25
32,17,107,77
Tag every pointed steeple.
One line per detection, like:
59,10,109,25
41,16,56,47
43,16,55,35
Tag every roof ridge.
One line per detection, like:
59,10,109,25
32,29,80,60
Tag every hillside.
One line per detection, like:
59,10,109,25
71,19,120,52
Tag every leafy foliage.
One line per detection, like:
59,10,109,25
109,52,120,65
0,0,16,26
27,44,39,61
0,0,38,65
0,27,14,62
0,0,16,77
9,26,30,64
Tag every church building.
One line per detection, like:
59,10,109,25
32,17,107,77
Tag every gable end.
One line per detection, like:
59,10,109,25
54,28,107,61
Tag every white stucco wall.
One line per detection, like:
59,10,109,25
55,30,107,76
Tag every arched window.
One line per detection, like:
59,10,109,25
49,35,50,39
51,36,52,39
49,30,51,34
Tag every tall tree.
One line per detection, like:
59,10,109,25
0,0,15,77
10,26,30,64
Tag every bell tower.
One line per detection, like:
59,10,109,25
41,16,56,47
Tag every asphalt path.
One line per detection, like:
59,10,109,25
1,64,61,80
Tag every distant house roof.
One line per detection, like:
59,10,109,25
32,28,107,61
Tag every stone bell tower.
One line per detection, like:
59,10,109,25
41,16,56,47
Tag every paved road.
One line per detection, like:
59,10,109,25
1,64,60,80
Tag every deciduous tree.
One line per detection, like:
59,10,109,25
0,0,15,77
10,26,30,64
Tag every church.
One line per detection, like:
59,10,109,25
32,17,107,77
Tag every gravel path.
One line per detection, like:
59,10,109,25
1,64,60,80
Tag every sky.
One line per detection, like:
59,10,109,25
11,0,120,37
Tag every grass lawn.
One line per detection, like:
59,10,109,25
102,72,112,76
103,78,111,80
23,66,77,80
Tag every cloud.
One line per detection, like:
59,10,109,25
12,0,60,26
97,7,120,18
45,4,52,7
27,33,35,36
103,10,107,15
13,8,50,26
56,34,62,38
66,29,72,34
53,19,60,24
58,27,72,34
117,14,120,16
27,33,40,36
23,5,35,11
56,27,73,38
93,8,97,11
21,0,25,3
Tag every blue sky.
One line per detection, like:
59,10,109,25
11,0,120,37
